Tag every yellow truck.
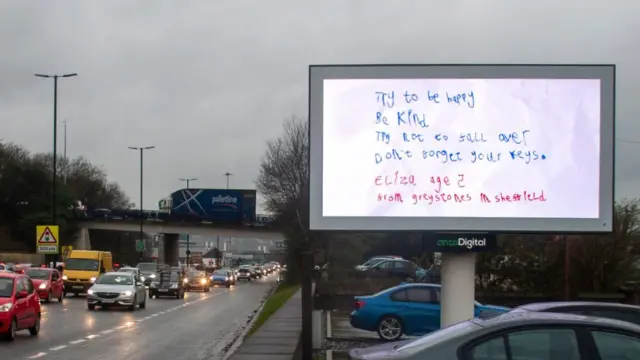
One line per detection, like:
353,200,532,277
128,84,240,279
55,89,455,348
62,250,113,295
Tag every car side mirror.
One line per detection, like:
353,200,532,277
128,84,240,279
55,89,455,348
16,290,28,299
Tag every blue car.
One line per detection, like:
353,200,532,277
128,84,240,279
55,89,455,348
350,283,509,341
210,270,233,287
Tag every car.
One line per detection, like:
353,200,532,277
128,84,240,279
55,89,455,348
149,268,185,299
211,269,233,287
510,301,640,325
252,266,263,278
236,268,252,282
218,268,236,285
350,283,509,340
349,311,640,360
86,272,147,311
184,270,210,292
136,262,158,286
0,272,41,340
25,267,64,303
355,256,403,270
360,259,426,281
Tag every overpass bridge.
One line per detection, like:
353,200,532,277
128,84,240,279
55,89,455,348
70,207,281,266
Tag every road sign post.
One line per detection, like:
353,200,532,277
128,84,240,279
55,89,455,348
136,239,145,261
61,245,73,260
36,225,59,255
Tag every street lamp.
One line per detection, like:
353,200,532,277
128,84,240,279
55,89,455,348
129,146,155,261
222,172,233,189
179,177,197,265
35,73,77,266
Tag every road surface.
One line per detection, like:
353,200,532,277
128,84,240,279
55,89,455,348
1,275,276,360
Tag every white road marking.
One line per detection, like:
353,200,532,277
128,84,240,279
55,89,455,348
30,286,241,357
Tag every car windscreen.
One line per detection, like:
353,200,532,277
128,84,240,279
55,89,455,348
25,268,51,280
118,268,135,273
0,277,14,297
238,269,250,273
169,273,180,282
96,274,133,285
189,271,205,277
66,258,99,271
214,270,228,276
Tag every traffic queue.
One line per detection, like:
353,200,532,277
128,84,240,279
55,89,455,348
0,250,280,340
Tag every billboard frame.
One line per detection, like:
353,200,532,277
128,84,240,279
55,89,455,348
308,64,615,234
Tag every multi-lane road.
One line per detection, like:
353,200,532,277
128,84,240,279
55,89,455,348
2,276,276,360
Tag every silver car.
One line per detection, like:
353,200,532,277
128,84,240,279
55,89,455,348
350,311,640,360
86,272,146,311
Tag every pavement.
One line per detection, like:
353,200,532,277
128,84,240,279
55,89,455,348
1,274,278,360
229,288,301,360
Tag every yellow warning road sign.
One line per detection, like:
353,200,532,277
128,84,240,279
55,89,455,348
61,245,73,260
36,225,59,255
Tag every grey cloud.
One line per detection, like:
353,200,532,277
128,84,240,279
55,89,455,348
0,0,638,210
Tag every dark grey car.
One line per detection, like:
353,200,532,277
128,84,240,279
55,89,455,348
349,311,640,360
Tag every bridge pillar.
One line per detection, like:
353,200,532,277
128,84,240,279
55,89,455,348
163,233,179,266
71,227,92,250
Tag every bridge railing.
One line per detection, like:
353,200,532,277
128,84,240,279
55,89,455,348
73,208,275,228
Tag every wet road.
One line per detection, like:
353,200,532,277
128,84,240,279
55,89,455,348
2,275,277,360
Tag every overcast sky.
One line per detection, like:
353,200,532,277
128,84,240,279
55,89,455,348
0,0,637,211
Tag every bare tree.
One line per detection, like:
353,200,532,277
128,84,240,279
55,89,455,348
256,116,309,225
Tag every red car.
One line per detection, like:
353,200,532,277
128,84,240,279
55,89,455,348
0,272,41,340
25,268,64,302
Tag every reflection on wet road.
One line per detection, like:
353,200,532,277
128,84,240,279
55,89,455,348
1,275,277,360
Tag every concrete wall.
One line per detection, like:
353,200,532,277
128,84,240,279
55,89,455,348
0,252,45,264
71,227,92,250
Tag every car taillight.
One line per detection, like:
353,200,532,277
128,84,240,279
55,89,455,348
355,300,365,310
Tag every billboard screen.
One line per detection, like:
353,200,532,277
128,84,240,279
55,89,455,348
309,64,615,232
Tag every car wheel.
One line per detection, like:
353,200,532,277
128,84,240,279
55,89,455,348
149,293,155,299
46,290,52,303
140,296,146,309
180,291,185,299
377,316,403,341
58,291,63,302
128,296,136,311
29,314,41,336
204,287,210,293
87,303,95,311
5,318,17,340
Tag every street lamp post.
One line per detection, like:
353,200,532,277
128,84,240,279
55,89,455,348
35,73,77,267
129,146,155,261
179,177,197,265
222,172,233,189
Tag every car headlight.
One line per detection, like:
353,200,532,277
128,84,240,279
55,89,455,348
62,275,68,280
0,303,13,312
121,290,133,296
149,274,156,278
90,277,96,283
183,278,188,283
87,289,94,295
225,277,229,281
141,276,145,282
200,278,206,284
39,282,48,290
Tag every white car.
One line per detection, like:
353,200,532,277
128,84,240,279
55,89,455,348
86,272,147,311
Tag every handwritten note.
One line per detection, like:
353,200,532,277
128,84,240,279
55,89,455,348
322,78,601,219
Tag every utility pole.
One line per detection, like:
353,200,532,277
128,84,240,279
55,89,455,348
222,172,233,189
216,235,221,268
63,119,68,184
179,177,196,266
35,73,77,267
129,146,155,261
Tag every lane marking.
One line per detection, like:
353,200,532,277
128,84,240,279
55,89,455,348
25,282,258,359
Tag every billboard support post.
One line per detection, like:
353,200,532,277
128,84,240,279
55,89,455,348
440,252,477,327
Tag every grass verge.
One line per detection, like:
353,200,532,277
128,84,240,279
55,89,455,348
248,283,300,336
